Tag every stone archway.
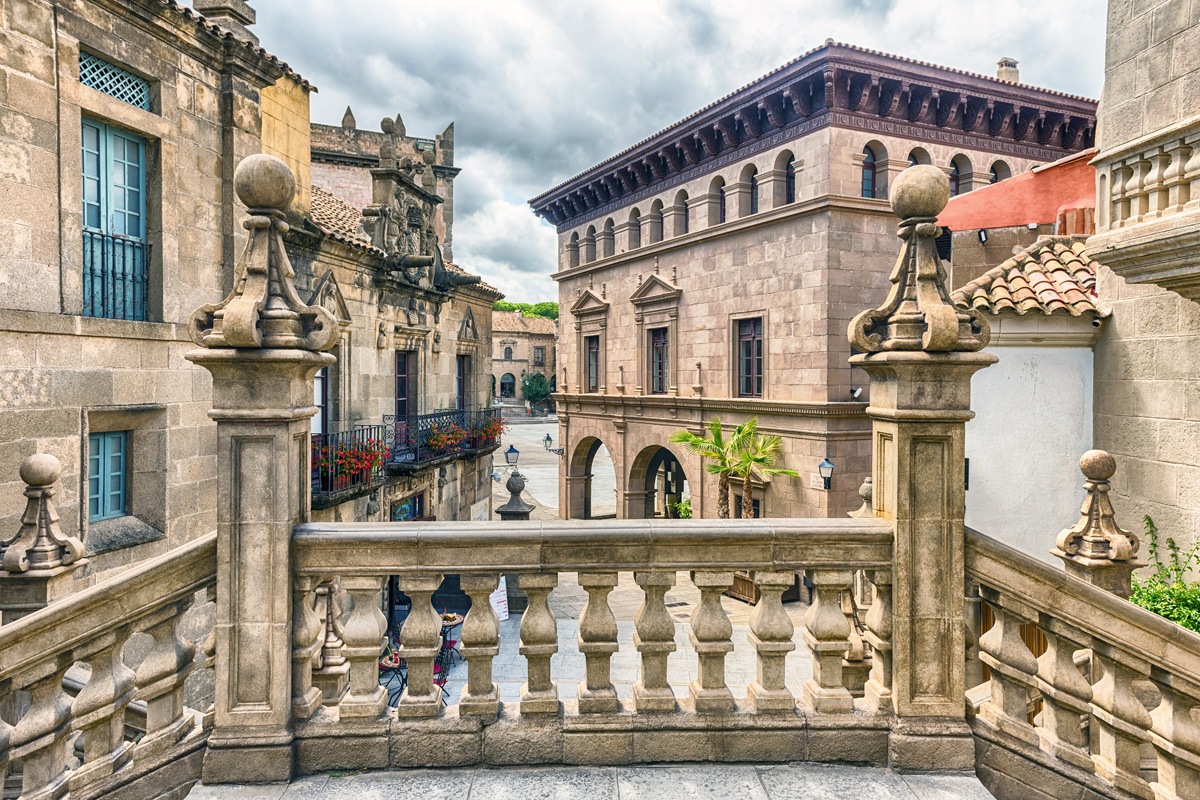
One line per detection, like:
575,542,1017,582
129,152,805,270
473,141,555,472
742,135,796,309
500,372,516,398
566,436,616,519
627,445,689,520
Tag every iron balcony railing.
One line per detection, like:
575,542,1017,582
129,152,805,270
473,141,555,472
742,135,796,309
83,229,150,321
384,407,503,469
311,424,389,509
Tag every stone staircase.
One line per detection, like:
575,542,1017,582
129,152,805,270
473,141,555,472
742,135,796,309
187,763,995,799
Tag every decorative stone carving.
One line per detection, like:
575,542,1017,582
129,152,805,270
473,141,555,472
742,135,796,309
633,571,678,713
1,454,84,574
1053,450,1144,598
188,155,338,352
848,476,873,519
848,165,989,353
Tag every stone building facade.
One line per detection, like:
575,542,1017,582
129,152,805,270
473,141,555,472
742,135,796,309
0,0,308,579
529,41,1098,521
491,311,557,402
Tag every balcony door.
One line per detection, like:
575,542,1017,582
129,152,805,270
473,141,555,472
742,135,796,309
456,355,471,411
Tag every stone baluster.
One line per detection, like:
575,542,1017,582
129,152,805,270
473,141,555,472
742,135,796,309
312,579,349,706
802,568,854,713
134,600,197,758
1090,642,1153,798
337,575,387,720
1148,668,1200,800
577,572,620,713
863,569,894,714
964,579,984,690
291,576,323,719
69,628,136,794
1183,134,1200,211
459,574,501,717
689,571,735,713
1163,140,1192,213
397,575,444,718
0,681,11,779
201,585,216,730
10,657,72,800
841,587,870,698
1034,615,1094,771
977,590,1038,745
1145,149,1171,219
1113,163,1133,226
519,574,560,715
747,571,796,714
1127,159,1150,223
633,571,678,713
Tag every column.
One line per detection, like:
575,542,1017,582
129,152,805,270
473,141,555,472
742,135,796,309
849,164,996,769
186,155,339,782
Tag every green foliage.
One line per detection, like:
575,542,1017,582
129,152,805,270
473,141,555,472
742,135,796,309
1130,515,1200,634
522,371,552,404
669,498,693,519
493,300,558,320
727,418,799,520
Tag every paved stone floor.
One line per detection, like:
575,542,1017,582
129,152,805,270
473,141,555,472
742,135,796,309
188,763,995,799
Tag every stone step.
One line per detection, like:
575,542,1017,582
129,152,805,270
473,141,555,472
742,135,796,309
187,763,995,799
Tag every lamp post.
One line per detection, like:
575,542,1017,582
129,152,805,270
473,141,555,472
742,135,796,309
543,433,565,457
818,457,835,491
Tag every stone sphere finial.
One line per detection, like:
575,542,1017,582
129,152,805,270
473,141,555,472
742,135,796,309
20,453,61,487
506,472,526,496
234,154,295,211
1079,449,1117,482
890,164,950,219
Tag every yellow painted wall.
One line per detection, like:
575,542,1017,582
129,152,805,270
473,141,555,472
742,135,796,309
261,74,312,217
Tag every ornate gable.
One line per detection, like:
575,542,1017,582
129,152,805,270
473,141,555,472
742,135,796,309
309,269,352,329
458,306,478,341
630,273,682,307
569,287,610,318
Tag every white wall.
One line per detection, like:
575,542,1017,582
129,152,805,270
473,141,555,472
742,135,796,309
966,342,1094,563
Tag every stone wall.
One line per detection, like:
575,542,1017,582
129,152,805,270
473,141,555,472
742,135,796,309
1093,265,1200,549
311,161,373,212
262,73,313,217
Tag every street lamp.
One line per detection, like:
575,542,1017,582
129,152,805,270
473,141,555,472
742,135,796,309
818,457,835,491
505,445,520,468
543,433,564,457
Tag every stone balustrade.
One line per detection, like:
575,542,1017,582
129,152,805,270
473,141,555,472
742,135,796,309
1090,115,1200,301
0,532,215,799
967,528,1200,800
286,517,894,771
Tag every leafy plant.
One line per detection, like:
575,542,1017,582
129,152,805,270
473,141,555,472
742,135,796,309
669,498,693,519
427,423,468,452
728,418,799,520
670,418,746,519
493,300,558,320
522,372,553,405
314,439,389,478
1130,515,1200,634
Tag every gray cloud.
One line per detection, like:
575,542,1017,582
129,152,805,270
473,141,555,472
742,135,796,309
239,0,1105,301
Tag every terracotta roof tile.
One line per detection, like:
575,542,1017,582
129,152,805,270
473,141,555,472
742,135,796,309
951,238,1102,318
492,311,557,335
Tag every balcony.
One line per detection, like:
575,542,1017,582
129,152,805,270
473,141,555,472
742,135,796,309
384,407,503,473
82,229,150,321
311,425,389,510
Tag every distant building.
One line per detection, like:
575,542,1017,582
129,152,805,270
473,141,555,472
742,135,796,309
491,311,558,404
530,41,1097,520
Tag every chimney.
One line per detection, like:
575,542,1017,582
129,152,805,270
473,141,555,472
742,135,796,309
193,0,258,45
996,57,1019,83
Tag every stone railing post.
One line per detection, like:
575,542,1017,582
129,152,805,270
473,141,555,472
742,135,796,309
689,570,735,713
0,454,87,623
519,573,560,715
1053,450,1144,598
633,571,678,713
748,571,796,713
849,164,996,769
458,573,501,717
577,572,619,713
186,154,339,782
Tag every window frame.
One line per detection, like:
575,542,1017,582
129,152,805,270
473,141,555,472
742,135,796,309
585,335,601,393
861,146,878,199
88,430,128,522
533,346,545,366
649,327,669,395
736,316,764,398
456,354,471,411
503,346,513,361
313,366,329,436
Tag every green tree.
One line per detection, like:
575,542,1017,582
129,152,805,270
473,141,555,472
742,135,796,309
492,300,558,320
522,372,552,405
529,301,559,320
669,418,746,519
729,418,798,519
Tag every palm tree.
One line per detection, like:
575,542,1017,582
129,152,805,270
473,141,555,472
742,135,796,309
729,418,799,519
669,418,744,519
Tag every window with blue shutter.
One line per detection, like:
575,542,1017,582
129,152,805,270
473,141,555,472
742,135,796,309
88,431,128,521
81,118,149,321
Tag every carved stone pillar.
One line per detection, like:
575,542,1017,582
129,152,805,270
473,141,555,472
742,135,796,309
458,573,501,717
748,571,796,714
577,572,619,713
633,571,677,713
519,573,560,715
848,164,995,770
689,570,735,713
0,454,87,623
187,155,339,783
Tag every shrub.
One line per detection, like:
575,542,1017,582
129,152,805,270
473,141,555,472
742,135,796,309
1129,515,1200,634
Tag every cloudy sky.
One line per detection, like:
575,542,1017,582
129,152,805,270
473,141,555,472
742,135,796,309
244,0,1106,302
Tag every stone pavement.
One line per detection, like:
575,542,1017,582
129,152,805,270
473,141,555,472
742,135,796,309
188,763,995,798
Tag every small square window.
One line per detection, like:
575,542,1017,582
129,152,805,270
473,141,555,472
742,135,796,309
88,431,128,521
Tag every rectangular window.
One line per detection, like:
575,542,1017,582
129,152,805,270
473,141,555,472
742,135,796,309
650,327,668,394
88,431,127,521
533,346,545,366
312,367,329,435
79,52,151,111
733,496,761,519
391,492,426,522
456,355,471,410
395,351,413,421
585,335,600,393
737,317,764,397
749,175,759,214
82,117,149,321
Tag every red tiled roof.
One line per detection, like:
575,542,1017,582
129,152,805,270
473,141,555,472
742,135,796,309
493,311,556,335
952,238,1101,317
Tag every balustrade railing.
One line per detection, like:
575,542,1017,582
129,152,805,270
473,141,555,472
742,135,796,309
0,533,215,799
82,229,150,322
384,408,503,470
287,518,893,770
966,528,1200,800
310,424,389,509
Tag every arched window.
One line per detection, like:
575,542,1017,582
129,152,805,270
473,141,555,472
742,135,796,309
990,160,1012,183
583,225,596,263
949,163,960,196
708,176,726,226
861,145,882,199
907,147,931,167
674,190,690,235
648,199,664,244
739,163,759,217
785,161,796,203
774,149,797,205
567,232,580,268
601,218,615,258
500,373,516,398
949,154,972,196
503,346,512,360
627,207,641,250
